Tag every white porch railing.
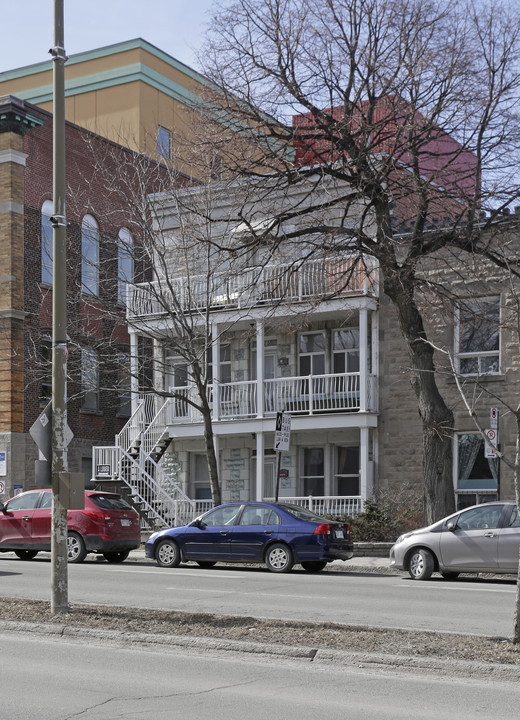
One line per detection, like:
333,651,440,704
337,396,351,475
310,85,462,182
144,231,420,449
265,495,363,516
162,371,374,424
128,255,377,319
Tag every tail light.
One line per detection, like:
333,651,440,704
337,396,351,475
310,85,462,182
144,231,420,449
82,510,110,522
313,523,331,535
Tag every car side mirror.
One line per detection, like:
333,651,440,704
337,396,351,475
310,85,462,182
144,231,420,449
446,520,457,531
191,518,205,529
0,502,5,513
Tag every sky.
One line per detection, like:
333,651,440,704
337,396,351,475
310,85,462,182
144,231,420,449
0,0,221,73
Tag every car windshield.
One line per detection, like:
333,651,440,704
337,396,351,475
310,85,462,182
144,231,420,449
89,495,134,511
277,503,327,523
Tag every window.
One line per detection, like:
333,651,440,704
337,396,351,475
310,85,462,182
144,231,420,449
157,125,172,159
333,328,360,373
456,297,500,375
455,505,502,531
40,337,52,402
81,215,99,296
239,505,280,526
301,447,324,496
334,446,360,495
220,343,231,384
117,228,133,306
201,505,240,526
81,347,99,410
455,433,498,509
41,200,53,285
299,333,326,376
6,492,41,511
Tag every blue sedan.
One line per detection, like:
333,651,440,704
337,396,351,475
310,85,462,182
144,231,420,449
145,501,354,573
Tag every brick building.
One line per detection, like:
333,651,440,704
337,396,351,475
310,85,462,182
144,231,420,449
0,94,166,498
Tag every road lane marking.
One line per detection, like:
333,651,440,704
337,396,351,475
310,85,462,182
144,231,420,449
393,582,515,594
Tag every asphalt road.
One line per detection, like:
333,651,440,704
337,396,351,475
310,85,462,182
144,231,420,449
0,552,517,637
2,631,520,720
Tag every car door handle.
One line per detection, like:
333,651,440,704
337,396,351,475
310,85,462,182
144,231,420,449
22,516,31,521
219,530,229,535
263,530,273,535
484,531,496,537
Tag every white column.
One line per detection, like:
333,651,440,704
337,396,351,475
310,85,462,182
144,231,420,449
360,426,369,503
212,322,220,420
359,307,368,412
324,444,332,496
129,330,139,415
256,320,264,418
256,432,264,501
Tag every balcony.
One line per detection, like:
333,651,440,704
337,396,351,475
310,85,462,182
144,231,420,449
128,255,377,319
164,371,377,424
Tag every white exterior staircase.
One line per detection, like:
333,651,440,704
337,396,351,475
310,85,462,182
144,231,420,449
93,395,196,529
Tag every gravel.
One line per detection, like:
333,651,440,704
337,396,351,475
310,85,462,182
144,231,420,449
1,597,519,667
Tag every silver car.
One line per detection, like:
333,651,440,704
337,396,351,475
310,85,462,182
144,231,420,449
389,502,520,580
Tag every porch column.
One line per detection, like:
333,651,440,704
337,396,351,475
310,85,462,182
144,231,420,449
360,426,369,503
129,330,139,415
255,431,264,501
212,322,220,420
256,320,264,418
359,307,368,412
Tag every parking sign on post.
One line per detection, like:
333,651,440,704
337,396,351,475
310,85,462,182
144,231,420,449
274,412,291,501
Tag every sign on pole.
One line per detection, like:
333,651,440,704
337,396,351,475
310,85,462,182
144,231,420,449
484,428,498,458
274,412,291,453
490,407,499,430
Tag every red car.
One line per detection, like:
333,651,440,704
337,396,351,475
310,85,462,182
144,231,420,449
0,489,141,563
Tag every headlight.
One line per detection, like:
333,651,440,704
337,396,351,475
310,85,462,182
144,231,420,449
395,532,414,544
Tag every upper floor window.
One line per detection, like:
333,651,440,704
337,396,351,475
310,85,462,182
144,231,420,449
157,126,172,159
41,200,53,286
40,337,52,402
333,328,360,373
117,227,134,306
456,297,500,375
81,347,99,410
81,215,99,296
299,332,326,376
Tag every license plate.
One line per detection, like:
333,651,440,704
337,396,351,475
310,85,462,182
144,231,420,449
121,519,131,526
335,530,344,539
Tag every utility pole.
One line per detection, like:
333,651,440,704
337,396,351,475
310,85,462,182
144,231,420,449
50,0,69,614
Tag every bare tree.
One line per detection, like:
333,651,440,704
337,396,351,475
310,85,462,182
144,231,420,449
196,0,520,522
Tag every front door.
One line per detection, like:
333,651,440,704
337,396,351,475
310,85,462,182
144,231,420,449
439,504,502,570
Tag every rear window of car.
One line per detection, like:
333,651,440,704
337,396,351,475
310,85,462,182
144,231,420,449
89,494,134,511
277,504,326,523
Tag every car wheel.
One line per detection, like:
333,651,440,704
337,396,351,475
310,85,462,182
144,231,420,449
67,532,87,564
103,551,130,563
156,539,181,568
196,561,216,568
408,548,434,580
14,550,38,560
440,570,460,580
265,543,294,573
301,561,327,573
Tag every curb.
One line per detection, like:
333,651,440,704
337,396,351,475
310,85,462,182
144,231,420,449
1,620,518,681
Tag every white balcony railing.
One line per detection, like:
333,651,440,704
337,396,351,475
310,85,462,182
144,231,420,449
164,371,375,424
128,255,376,319
264,495,363,516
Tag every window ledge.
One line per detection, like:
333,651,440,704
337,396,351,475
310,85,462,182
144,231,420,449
447,373,505,384
80,408,103,416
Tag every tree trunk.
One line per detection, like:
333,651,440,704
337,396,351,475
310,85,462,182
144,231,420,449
513,416,520,643
384,270,456,524
200,403,221,507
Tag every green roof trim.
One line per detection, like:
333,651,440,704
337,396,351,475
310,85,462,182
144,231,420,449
10,61,202,107
0,38,211,88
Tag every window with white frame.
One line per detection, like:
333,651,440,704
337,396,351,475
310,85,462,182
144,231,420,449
81,215,99,296
41,200,53,286
81,347,99,410
117,227,133,306
301,447,324,496
455,432,498,509
117,352,131,416
456,297,500,375
332,328,360,373
157,125,172,159
299,332,326,375
334,446,360,495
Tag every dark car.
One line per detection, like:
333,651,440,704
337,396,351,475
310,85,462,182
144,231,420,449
145,501,353,573
390,501,520,580
0,489,141,563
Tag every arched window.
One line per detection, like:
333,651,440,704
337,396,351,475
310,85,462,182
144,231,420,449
81,214,99,296
117,227,133,305
41,200,53,285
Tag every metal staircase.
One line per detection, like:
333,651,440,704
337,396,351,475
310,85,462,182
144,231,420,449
93,395,196,530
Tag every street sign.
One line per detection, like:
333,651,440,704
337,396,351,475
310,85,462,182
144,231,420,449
0,480,5,495
484,428,498,458
490,407,499,430
274,412,291,452
29,402,73,462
